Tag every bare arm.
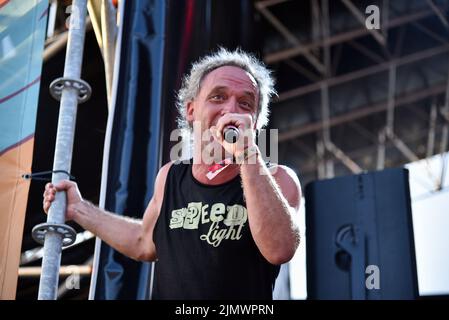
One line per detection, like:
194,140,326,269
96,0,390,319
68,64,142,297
214,113,301,265
72,201,147,261
136,162,173,261
43,162,172,261
240,154,301,265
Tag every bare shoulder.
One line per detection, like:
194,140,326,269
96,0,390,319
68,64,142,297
269,164,302,211
153,161,175,201
157,161,175,184
143,161,174,220
140,162,175,261
269,164,300,185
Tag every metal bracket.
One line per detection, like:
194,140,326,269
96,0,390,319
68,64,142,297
49,77,92,103
32,223,77,247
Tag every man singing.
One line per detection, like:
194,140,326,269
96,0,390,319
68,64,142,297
43,48,301,299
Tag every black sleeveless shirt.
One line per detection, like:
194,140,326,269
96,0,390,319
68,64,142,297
152,161,280,300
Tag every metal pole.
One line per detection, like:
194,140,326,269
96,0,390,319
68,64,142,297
101,0,117,109
32,0,91,300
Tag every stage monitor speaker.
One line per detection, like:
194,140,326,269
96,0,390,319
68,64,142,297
305,168,419,299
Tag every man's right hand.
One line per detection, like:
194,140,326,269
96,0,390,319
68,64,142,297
43,180,83,221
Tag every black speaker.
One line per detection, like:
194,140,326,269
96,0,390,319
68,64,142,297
305,168,419,299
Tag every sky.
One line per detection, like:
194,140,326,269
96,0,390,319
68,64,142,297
288,152,449,299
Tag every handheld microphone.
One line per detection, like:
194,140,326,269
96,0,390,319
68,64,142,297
223,126,239,144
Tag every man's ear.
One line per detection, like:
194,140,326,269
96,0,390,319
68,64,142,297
186,101,195,123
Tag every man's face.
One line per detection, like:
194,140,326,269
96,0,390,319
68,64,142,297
187,65,259,142
187,66,259,160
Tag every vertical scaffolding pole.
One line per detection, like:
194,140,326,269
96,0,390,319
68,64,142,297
321,0,334,178
32,0,91,300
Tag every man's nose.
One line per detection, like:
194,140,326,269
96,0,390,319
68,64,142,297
221,97,239,115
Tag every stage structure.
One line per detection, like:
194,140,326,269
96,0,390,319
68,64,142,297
15,0,449,299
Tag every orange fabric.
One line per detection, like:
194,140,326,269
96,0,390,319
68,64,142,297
0,137,34,300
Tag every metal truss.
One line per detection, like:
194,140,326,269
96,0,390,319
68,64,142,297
256,0,449,189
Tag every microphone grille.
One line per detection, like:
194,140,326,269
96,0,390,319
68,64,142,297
224,127,239,143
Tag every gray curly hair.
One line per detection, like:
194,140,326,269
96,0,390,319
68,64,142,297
176,48,277,132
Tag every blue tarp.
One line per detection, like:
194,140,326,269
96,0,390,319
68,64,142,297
91,0,166,300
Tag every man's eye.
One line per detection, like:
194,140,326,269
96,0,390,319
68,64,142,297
211,95,224,101
240,101,252,109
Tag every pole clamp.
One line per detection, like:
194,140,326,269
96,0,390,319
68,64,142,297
32,223,77,247
49,77,92,103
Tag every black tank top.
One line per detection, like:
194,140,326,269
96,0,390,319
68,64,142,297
152,161,280,300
